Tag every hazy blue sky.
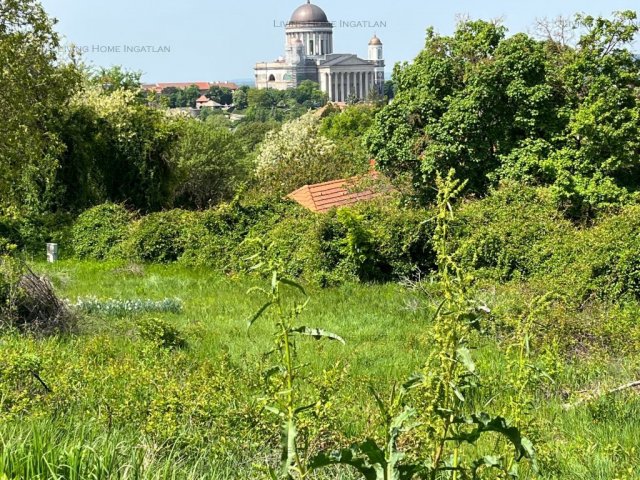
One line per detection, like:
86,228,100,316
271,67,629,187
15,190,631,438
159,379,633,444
39,0,639,83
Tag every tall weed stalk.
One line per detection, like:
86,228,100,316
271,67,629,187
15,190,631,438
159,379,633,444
245,243,345,479
310,171,537,479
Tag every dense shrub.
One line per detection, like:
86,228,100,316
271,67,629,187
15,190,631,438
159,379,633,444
123,210,198,263
539,205,640,303
454,185,574,281
136,317,187,349
19,212,74,256
0,213,73,257
453,184,640,303
170,119,249,209
72,203,134,259
70,198,434,285
0,218,20,255
179,200,292,271
252,200,434,286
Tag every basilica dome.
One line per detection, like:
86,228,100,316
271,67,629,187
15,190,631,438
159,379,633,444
290,1,329,24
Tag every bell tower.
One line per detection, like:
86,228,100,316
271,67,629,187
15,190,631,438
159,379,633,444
368,35,385,94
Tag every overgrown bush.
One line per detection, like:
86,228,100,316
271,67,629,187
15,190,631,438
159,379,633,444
179,200,292,271
0,212,74,257
304,201,433,285
0,217,20,255
70,198,435,285
136,317,187,349
231,199,434,286
454,184,574,281
538,204,640,303
122,210,198,263
453,184,640,304
72,203,135,259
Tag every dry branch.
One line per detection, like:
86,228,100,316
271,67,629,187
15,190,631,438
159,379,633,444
563,380,640,409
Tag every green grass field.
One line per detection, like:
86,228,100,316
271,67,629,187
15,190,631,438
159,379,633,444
1,261,639,479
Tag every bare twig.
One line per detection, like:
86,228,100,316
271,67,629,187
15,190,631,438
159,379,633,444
563,380,640,409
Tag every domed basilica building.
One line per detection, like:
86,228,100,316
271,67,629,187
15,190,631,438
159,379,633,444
254,1,385,102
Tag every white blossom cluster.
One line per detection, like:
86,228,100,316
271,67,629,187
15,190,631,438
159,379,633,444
73,297,183,317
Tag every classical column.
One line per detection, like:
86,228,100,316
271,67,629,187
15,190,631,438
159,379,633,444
363,71,367,98
344,72,349,100
330,73,334,101
342,72,349,102
363,71,368,99
321,73,331,98
331,73,336,101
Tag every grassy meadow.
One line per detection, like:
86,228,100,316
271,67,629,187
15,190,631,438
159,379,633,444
1,260,639,479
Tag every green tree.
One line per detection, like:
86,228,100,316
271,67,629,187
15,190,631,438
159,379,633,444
320,104,379,171
232,87,249,109
91,66,142,93
171,119,248,209
364,12,640,217
233,120,281,153
287,80,327,108
0,0,81,213
207,86,233,105
184,85,202,108
160,86,180,108
383,80,396,100
365,20,561,200
546,11,640,217
58,87,179,211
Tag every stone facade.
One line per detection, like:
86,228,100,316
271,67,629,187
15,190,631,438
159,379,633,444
254,1,384,102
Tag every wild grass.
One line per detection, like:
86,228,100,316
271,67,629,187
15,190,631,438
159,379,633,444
0,260,639,479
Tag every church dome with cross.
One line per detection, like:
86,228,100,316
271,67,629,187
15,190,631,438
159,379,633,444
255,1,385,103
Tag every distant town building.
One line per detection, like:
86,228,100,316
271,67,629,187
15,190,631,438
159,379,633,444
254,1,385,102
142,81,239,94
195,95,223,109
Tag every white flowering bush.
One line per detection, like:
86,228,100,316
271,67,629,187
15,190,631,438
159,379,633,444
74,297,183,317
255,112,353,195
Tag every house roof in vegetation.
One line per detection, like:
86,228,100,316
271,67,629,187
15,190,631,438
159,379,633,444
287,173,381,213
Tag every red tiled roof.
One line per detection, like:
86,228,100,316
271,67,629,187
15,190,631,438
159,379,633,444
288,174,380,213
196,95,209,102
156,82,211,91
211,82,239,90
